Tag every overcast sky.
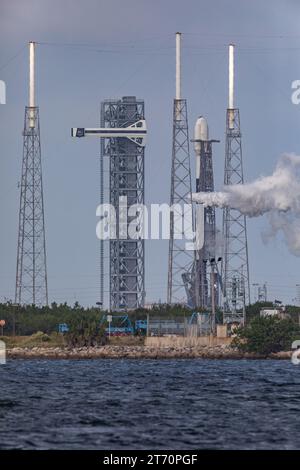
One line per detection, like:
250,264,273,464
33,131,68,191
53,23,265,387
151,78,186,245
1,0,300,307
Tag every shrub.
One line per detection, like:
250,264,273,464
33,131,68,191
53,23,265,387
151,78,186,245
65,311,106,347
232,315,300,355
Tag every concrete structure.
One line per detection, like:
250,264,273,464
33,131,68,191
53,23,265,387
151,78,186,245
217,324,228,338
145,335,232,348
260,308,289,320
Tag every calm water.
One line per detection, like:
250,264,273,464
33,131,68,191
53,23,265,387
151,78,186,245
1,359,300,449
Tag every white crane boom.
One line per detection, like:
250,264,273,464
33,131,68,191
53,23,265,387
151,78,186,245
71,119,147,147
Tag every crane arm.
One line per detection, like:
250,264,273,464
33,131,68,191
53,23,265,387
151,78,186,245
71,120,147,147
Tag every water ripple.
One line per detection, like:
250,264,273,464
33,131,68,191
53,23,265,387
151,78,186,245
1,359,300,449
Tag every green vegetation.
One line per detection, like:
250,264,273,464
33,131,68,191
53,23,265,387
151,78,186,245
0,302,199,348
233,315,300,355
0,302,196,338
245,301,274,321
65,310,106,347
0,302,193,347
2,301,300,354
245,301,300,323
1,331,144,349
0,301,127,336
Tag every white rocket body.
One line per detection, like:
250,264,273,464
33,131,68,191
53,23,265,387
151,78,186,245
195,204,204,256
193,116,208,255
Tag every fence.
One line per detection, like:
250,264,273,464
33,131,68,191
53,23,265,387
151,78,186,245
147,314,211,337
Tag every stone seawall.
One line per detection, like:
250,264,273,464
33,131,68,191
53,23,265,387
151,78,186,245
6,345,293,360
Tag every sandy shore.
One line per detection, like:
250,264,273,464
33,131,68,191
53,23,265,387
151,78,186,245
6,345,293,360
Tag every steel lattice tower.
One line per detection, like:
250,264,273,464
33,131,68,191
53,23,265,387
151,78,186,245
168,33,194,304
222,45,250,320
101,96,145,311
99,107,105,308
15,42,48,306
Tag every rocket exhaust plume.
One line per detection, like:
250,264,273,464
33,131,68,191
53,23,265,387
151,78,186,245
192,154,300,216
192,153,300,255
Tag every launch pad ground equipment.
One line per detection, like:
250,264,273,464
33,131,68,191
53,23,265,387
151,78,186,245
100,314,134,336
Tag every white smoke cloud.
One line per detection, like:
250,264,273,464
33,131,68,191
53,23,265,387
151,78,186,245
192,153,300,256
262,212,300,257
192,153,300,217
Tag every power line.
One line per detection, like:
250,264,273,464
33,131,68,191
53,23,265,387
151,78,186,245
184,32,300,39
0,45,26,73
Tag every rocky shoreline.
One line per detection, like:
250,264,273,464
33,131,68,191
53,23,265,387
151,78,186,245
6,345,293,360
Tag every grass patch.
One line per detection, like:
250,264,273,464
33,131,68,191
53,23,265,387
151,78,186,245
2,332,66,349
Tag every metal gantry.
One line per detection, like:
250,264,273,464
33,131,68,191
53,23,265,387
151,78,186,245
168,33,194,305
167,98,194,304
101,96,145,311
222,107,250,320
15,106,48,306
15,42,48,307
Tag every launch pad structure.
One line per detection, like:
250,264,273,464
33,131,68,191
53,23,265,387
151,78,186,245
222,45,250,322
13,37,250,319
101,97,145,311
167,33,221,312
15,42,48,307
168,38,251,322
167,33,194,305
71,100,146,311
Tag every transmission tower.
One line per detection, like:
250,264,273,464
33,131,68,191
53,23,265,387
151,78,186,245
222,44,250,321
168,33,194,304
15,42,48,306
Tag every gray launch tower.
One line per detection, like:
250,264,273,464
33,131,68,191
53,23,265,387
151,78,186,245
101,97,145,311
